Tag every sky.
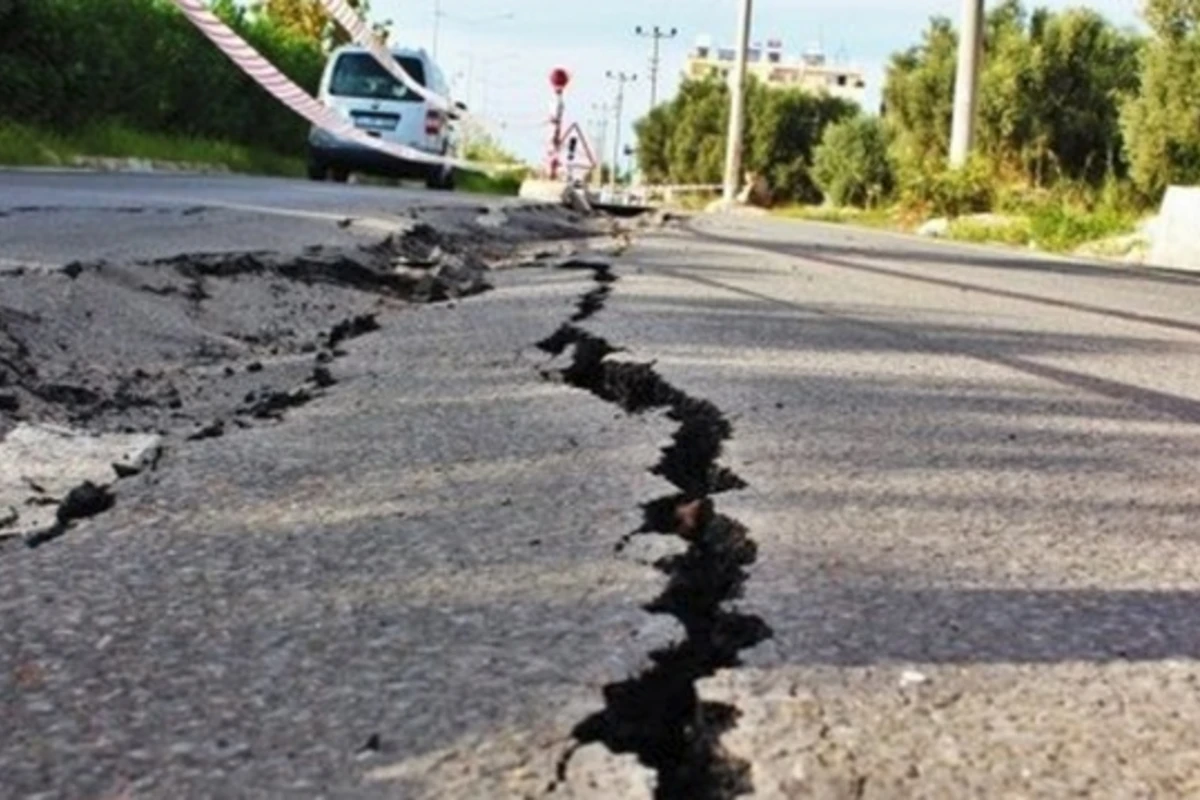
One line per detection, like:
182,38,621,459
369,0,1146,167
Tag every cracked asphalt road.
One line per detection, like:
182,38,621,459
5,173,1200,798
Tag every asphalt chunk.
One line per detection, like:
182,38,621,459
24,481,116,549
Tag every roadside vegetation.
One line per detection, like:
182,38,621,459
638,0,1198,256
456,128,528,196
0,0,327,171
0,120,305,176
0,0,523,188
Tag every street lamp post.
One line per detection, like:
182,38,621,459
605,70,637,197
721,0,753,204
635,25,678,113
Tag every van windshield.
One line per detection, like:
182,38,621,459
329,53,426,101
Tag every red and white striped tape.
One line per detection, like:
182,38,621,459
169,0,513,174
316,0,451,115
316,0,516,138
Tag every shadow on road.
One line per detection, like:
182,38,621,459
613,240,1200,669
688,224,1200,336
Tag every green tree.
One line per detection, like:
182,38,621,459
745,82,857,203
634,76,854,203
1122,0,1200,197
633,104,672,184
1025,7,1141,184
882,16,957,171
812,116,894,207
883,2,1140,187
256,0,371,48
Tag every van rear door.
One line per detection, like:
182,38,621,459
327,53,428,148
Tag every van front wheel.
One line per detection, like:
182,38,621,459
307,161,328,181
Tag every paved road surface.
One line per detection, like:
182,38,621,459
0,170,510,267
4,174,1200,798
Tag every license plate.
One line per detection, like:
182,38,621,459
354,114,397,131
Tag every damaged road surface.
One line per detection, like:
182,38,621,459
537,265,769,799
9,170,1200,800
1,173,677,800
0,179,598,545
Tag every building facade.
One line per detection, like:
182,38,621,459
684,37,866,106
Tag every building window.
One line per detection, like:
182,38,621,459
836,74,847,87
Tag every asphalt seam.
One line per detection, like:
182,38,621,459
537,261,771,800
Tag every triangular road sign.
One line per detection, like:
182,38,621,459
561,122,597,170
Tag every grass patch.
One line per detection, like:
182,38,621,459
947,216,1033,247
1027,204,1136,252
947,207,1136,252
773,204,898,229
456,168,525,196
774,199,1137,256
0,120,304,176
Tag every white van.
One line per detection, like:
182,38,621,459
308,45,460,190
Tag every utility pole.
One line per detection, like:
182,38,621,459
590,103,610,189
605,70,636,197
948,0,984,168
721,0,753,204
635,25,678,112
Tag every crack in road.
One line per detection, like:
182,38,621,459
538,262,771,799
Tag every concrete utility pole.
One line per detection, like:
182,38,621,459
948,0,984,168
591,103,611,189
635,25,679,113
721,0,753,204
605,70,636,196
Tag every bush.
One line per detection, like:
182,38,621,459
1027,204,1134,251
900,159,994,217
812,116,894,207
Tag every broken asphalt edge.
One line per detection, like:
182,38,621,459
535,260,772,799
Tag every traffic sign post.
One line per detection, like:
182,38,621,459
546,68,570,180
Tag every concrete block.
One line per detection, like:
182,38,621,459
1150,186,1200,271
518,179,571,204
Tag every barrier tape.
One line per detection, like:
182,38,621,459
316,0,452,115
316,0,525,146
169,0,517,174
